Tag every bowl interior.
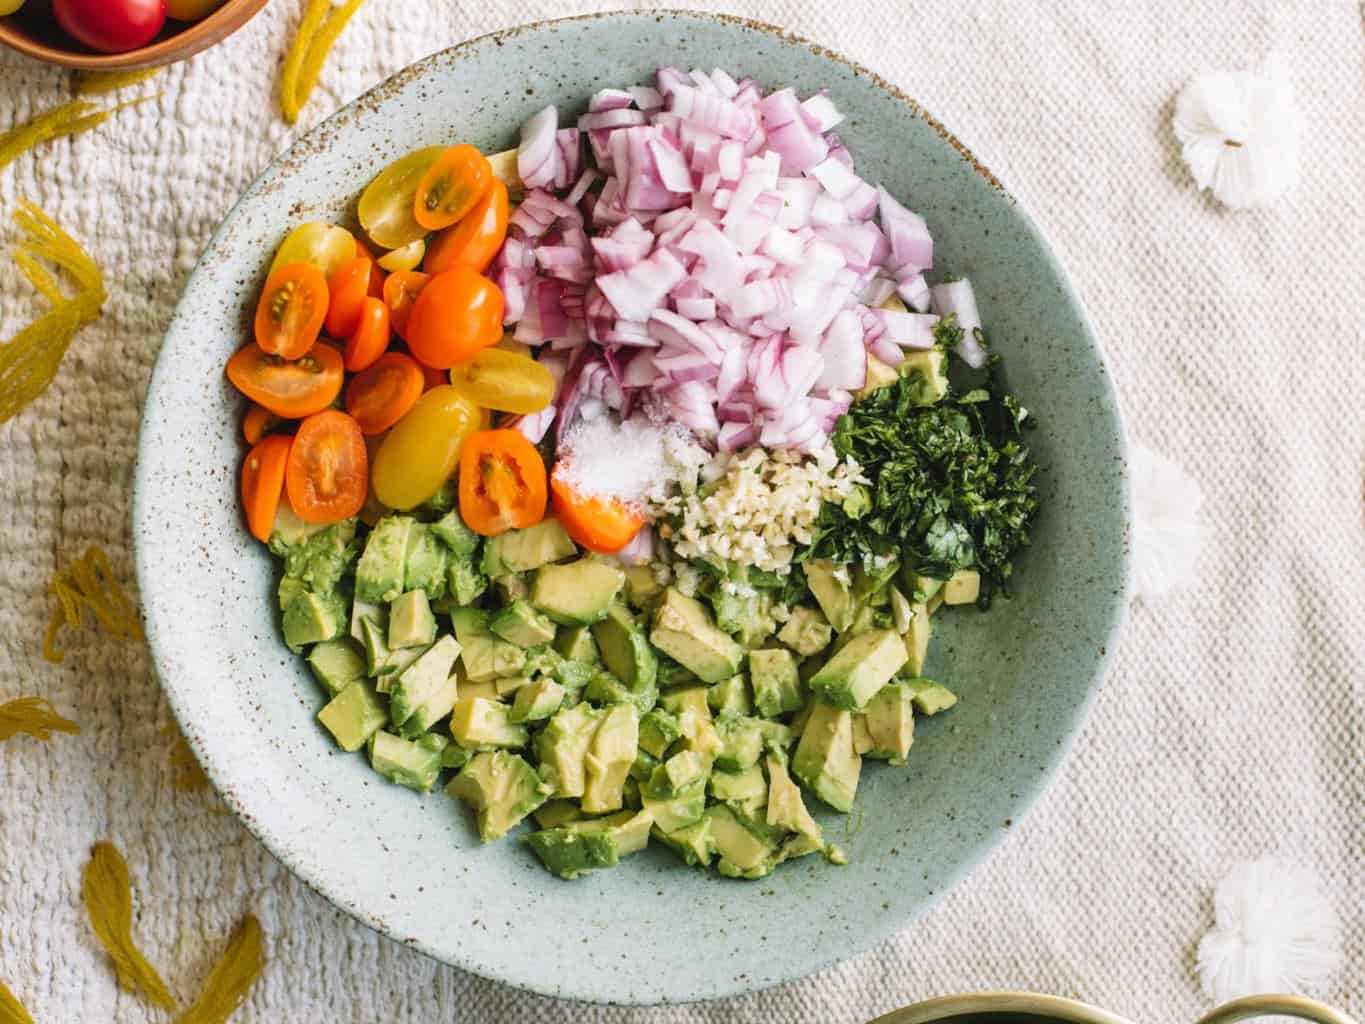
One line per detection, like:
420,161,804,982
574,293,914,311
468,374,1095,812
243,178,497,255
135,11,1129,1005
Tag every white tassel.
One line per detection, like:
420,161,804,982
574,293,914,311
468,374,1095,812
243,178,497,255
1131,443,1205,600
1197,857,1343,1003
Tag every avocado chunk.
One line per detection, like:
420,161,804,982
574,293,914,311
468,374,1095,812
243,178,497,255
458,677,499,702
706,804,781,879
368,730,442,791
652,816,714,867
307,637,367,696
484,518,577,574
709,764,767,805
858,353,900,397
592,603,659,693
901,568,946,605
388,589,436,649
581,704,639,814
535,703,601,799
943,568,981,605
495,674,533,697
490,601,558,649
649,587,745,683
446,555,488,606
281,587,346,651
359,617,425,685
493,574,531,604
714,712,767,772
907,678,959,715
804,559,854,633
765,753,822,843
862,681,916,761
707,674,753,716
638,708,681,759
271,518,359,595
809,629,908,711
583,669,657,715
403,524,448,599
510,677,565,723
355,516,413,604
450,696,528,749
530,559,624,625
749,648,804,717
554,625,598,664
792,702,862,812
350,598,384,643
533,798,585,829
429,509,479,555
525,827,618,879
903,601,931,675
573,808,653,856
317,679,388,752
623,564,662,610
450,607,526,681
777,604,833,657
641,751,708,832
851,712,875,755
389,634,461,736
660,686,725,760
447,750,550,840
270,501,325,547
901,347,949,405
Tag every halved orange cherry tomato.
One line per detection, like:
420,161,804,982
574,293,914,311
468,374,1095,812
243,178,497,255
406,267,503,369
425,178,509,275
458,429,548,537
345,352,424,435
413,145,494,232
227,342,345,419
419,362,446,392
241,434,293,543
382,270,429,340
342,296,391,372
353,240,388,295
254,262,329,359
242,403,283,446
550,473,646,554
285,410,368,524
326,256,377,338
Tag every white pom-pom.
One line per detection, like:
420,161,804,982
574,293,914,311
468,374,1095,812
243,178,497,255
1131,443,1205,600
1197,857,1343,1003
1172,56,1301,209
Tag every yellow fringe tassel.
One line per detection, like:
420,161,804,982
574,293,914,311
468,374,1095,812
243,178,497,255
279,0,368,123
82,842,177,1012
0,697,80,744
0,978,35,1024
177,916,266,1024
43,546,142,664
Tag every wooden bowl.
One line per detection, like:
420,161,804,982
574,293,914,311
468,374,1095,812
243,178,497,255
0,0,268,71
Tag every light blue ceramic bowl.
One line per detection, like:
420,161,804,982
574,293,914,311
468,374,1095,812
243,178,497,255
134,11,1130,1005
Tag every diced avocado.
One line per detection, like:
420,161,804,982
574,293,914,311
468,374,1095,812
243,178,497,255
844,601,888,640
592,603,658,691
317,679,387,752
271,518,359,594
789,700,814,740
900,567,946,605
307,638,367,696
906,678,959,715
749,648,804,717
652,817,714,867
490,601,558,648
904,601,931,676
709,764,766,804
531,559,624,625
928,590,946,615
429,509,479,555
554,625,597,664
581,704,639,814
638,709,681,760
863,681,916,761
641,754,708,833
450,696,528,749
901,347,949,405
350,598,384,643
355,516,413,603
656,654,699,688
510,677,565,723
388,589,436,649
754,717,794,755
765,754,822,842
368,730,442,791
631,748,659,782
281,588,346,651
706,804,780,879
417,479,458,517
661,686,725,760
662,749,708,791
525,827,618,879
270,501,325,546
943,568,981,605
448,750,550,840
484,518,577,574
495,674,533,696
533,798,585,829
650,588,745,683
623,564,663,610
777,604,833,657
573,807,653,856
459,677,500,702
389,635,461,735
403,524,448,599
792,703,862,812
446,556,488,606
584,669,658,715
359,616,425,683
707,674,752,716
494,573,531,604
851,712,875,755
416,733,467,770
858,353,900,397
710,588,757,636
450,607,526,681
535,703,601,798
809,629,908,711
805,560,854,633
714,712,765,772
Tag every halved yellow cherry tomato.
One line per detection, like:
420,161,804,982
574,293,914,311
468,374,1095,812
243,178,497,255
448,348,554,414
377,238,425,273
358,146,444,250
268,222,357,278
413,144,493,232
370,385,481,510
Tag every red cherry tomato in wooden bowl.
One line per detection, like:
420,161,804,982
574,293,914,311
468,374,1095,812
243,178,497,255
53,0,168,53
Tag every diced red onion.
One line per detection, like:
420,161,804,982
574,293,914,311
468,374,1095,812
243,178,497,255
931,277,987,368
590,88,636,113
518,106,560,189
878,186,934,271
629,85,663,111
800,92,844,132
896,271,931,312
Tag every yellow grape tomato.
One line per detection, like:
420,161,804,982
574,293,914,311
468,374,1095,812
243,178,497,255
359,146,444,251
0,0,26,13
371,385,481,510
268,222,356,278
448,348,555,414
166,0,224,18
377,238,425,273
496,336,533,359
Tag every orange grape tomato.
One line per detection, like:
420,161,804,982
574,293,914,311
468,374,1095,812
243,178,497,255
285,410,368,524
345,352,424,435
370,385,481,510
325,256,376,338
353,239,388,295
550,473,646,554
382,269,429,340
405,267,503,369
424,178,509,275
458,429,548,537
342,296,391,373
226,342,345,419
448,347,554,414
241,433,293,543
413,144,494,232
254,262,329,359
419,361,446,392
242,403,283,446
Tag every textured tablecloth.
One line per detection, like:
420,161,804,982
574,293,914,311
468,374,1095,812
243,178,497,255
1,1,1361,1021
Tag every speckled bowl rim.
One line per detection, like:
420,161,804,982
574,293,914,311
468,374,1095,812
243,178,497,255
134,10,1132,1004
